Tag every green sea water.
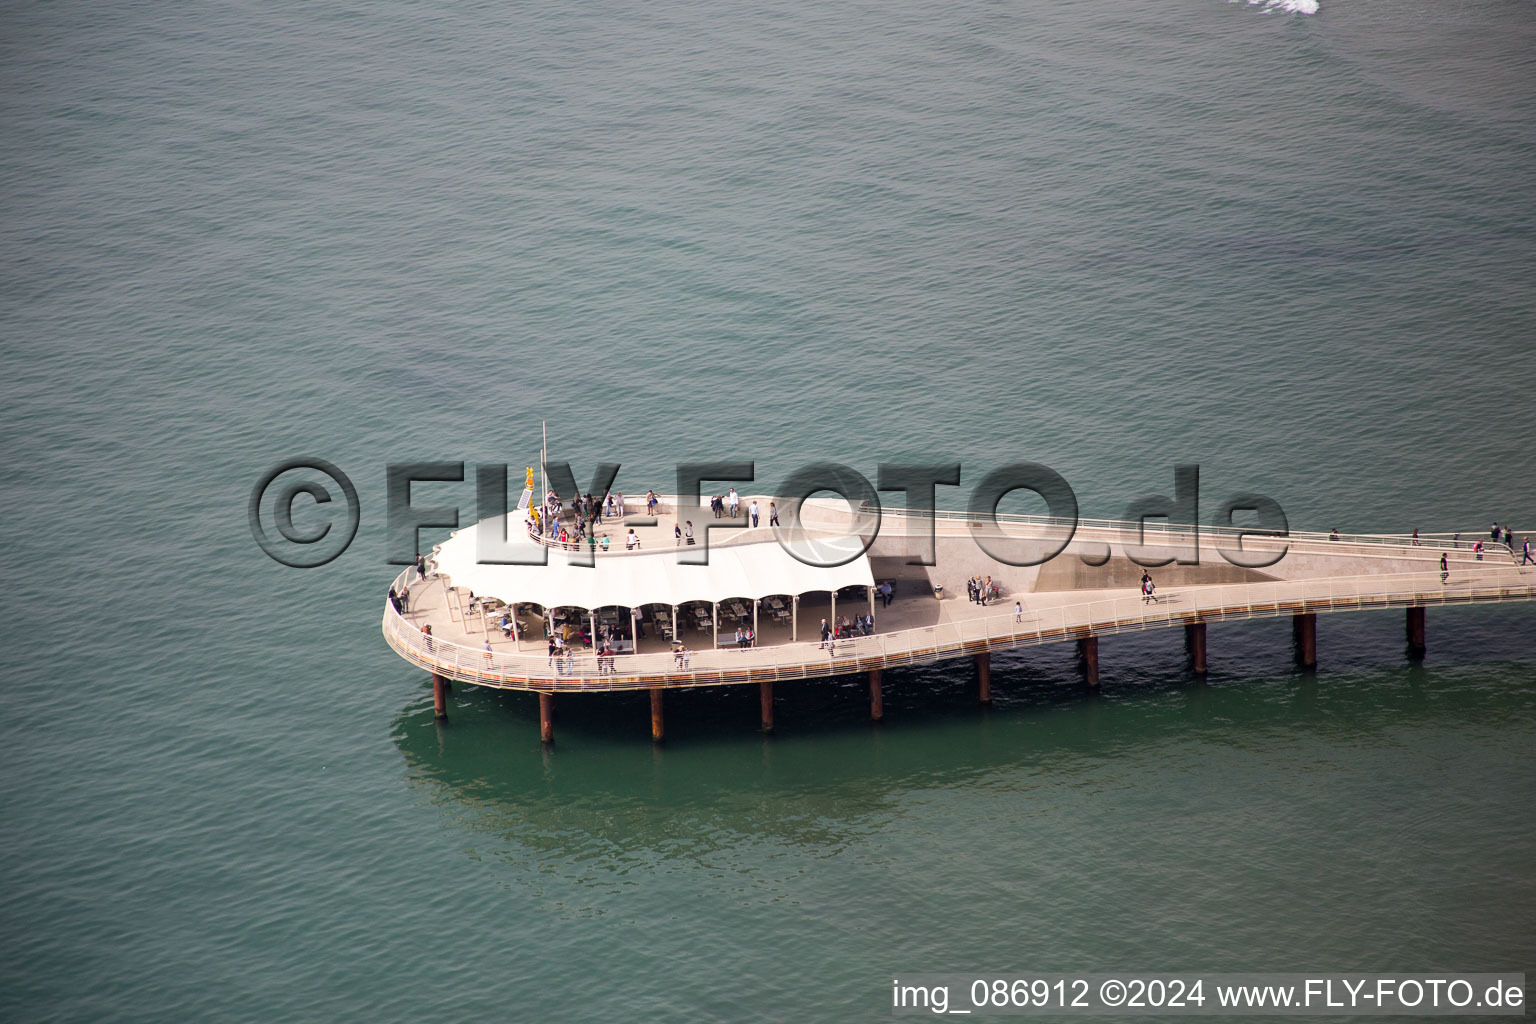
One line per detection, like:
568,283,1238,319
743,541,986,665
2,0,1534,1020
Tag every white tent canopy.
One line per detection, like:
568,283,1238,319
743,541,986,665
432,518,874,611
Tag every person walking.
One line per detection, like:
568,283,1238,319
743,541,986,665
819,618,831,649
728,488,740,518
749,500,760,528
1523,538,1532,565
1014,600,1023,623
1411,528,1421,546
769,502,779,527
548,634,558,667
1440,552,1449,584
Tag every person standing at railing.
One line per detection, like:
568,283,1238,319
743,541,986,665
1329,529,1340,541
1412,528,1421,546
647,490,658,516
420,624,433,654
627,529,641,550
398,583,409,613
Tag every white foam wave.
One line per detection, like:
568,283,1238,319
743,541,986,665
1242,0,1319,14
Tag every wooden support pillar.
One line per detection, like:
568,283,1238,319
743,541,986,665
868,669,884,721
539,692,554,744
1077,636,1100,687
1185,620,1207,675
1406,605,1426,658
650,687,664,743
1294,612,1317,668
760,680,774,733
432,673,448,719
975,652,992,703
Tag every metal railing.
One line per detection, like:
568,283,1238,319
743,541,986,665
870,503,1519,556
383,563,1536,692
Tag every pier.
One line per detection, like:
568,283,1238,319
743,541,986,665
383,498,1533,741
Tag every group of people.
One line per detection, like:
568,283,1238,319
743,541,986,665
387,584,410,613
966,576,999,605
818,614,875,648
530,488,647,550
1490,523,1530,563
707,488,777,529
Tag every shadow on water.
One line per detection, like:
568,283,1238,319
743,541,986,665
391,609,1536,862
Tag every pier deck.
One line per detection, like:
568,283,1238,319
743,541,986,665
385,506,1533,694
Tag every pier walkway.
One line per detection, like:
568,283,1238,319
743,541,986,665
385,563,1534,692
